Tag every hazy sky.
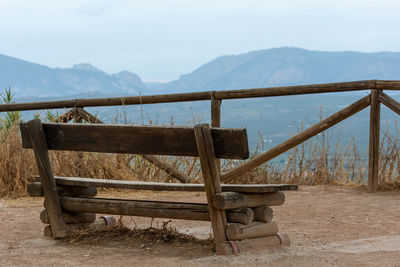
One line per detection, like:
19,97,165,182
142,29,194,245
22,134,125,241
0,0,399,81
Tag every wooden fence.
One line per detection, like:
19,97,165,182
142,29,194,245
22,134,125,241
1,79,400,192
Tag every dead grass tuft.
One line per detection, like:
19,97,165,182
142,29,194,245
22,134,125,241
64,221,213,249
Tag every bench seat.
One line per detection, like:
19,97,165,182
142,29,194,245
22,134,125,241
43,176,298,193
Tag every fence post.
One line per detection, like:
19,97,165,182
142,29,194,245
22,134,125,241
211,98,221,128
368,88,381,193
211,98,222,171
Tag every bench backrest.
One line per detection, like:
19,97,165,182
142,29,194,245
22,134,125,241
20,122,249,159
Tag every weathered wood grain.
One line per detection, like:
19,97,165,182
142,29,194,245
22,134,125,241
211,98,222,171
213,192,285,210
226,208,254,225
60,197,211,221
368,89,381,193
379,92,400,116
20,122,249,159
211,99,221,128
253,206,273,223
2,91,214,112
194,124,228,253
376,80,400,90
57,185,97,197
46,176,297,193
59,196,250,224
25,119,67,238
215,80,377,100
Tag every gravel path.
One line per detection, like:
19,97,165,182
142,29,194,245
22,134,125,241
1,185,400,266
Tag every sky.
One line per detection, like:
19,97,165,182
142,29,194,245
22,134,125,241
0,0,399,82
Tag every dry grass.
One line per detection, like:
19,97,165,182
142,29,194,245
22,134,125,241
279,123,400,188
64,221,213,249
0,124,204,198
0,125,36,197
0,117,399,198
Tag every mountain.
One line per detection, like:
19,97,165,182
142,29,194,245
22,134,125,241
2,47,399,156
160,47,400,92
2,47,400,96
0,54,146,97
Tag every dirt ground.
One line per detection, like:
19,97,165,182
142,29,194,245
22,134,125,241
1,185,400,266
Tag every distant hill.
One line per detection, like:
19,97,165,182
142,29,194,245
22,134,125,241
2,47,399,156
0,54,146,97
160,47,400,92
2,47,400,97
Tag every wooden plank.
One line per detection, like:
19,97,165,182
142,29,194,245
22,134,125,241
47,176,297,193
1,80,382,112
221,94,371,182
57,185,97,197
379,92,400,116
213,192,285,210
368,89,381,193
194,124,228,254
226,221,279,240
61,197,211,221
26,119,67,238
59,196,250,224
20,122,249,159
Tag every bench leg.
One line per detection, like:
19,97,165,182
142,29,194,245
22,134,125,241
27,119,67,238
194,124,229,254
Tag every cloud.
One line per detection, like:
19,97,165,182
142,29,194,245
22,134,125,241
75,1,113,17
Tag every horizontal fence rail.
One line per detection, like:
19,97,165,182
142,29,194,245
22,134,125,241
2,79,400,193
1,80,400,112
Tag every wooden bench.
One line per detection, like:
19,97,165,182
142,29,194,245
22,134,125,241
21,119,297,254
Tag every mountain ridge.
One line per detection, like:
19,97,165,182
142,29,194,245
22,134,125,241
159,47,400,92
0,53,146,97
1,47,400,98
